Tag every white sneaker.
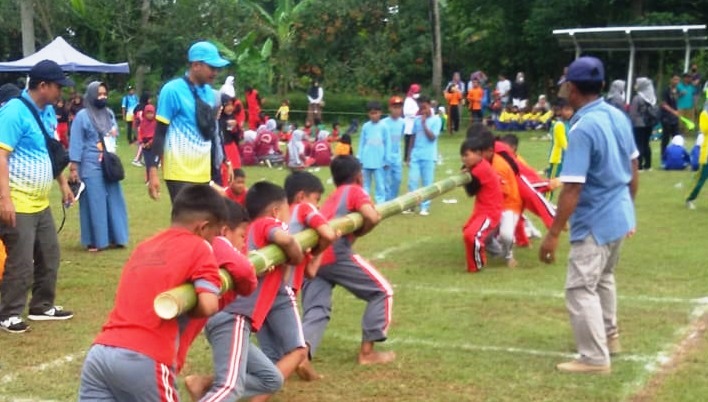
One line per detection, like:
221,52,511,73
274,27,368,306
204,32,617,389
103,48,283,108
401,209,414,215
687,201,697,210
131,160,143,167
419,210,430,216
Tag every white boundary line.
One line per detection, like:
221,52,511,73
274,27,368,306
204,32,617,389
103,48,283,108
1,351,85,385
621,303,708,398
327,332,654,363
394,283,708,306
372,237,431,261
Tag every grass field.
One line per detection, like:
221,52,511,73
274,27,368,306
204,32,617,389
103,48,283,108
1,126,707,402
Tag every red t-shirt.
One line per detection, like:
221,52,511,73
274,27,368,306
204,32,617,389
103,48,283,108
469,159,503,221
225,217,288,331
288,202,328,292
225,187,247,206
174,236,257,372
94,228,221,367
319,184,372,265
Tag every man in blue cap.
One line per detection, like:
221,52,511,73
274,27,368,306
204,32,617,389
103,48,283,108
539,56,639,374
0,59,76,333
149,41,230,202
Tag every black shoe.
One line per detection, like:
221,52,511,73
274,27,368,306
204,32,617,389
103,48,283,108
0,316,31,333
27,306,74,321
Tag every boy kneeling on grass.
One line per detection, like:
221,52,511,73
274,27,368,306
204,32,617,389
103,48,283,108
300,155,395,366
79,185,240,401
460,132,503,273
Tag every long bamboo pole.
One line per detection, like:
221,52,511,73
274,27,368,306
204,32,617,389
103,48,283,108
154,172,472,319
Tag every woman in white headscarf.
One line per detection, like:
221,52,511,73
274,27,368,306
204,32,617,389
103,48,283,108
629,77,658,170
219,76,235,98
605,79,627,112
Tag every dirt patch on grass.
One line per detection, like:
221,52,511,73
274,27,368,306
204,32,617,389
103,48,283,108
629,312,708,402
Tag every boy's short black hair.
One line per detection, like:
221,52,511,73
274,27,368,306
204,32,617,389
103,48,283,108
245,181,287,218
172,184,228,224
466,122,487,140
366,101,382,111
417,95,431,104
233,168,246,179
224,199,250,229
460,129,495,154
330,155,361,186
571,80,603,96
284,171,325,204
500,134,519,149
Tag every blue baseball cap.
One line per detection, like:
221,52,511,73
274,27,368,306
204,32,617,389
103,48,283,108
29,60,75,87
566,56,604,83
188,41,230,68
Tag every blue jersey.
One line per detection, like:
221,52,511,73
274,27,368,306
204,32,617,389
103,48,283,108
410,115,442,161
382,116,405,166
358,120,389,169
0,90,56,213
156,75,216,183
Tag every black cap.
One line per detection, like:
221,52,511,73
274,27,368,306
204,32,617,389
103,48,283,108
28,60,75,87
0,83,21,104
366,100,382,111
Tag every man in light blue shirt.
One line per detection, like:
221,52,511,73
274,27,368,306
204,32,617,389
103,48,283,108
540,57,639,374
406,95,441,215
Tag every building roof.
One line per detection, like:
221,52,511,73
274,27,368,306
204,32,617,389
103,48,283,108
553,25,708,52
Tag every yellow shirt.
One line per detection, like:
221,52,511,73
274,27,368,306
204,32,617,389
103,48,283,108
549,121,568,164
276,105,290,121
699,111,708,165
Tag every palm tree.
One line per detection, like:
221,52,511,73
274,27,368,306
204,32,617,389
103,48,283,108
242,0,312,95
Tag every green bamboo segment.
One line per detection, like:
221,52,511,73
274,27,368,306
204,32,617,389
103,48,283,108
154,172,472,319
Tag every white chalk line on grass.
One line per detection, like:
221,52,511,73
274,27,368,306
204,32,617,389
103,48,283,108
327,332,653,363
620,302,708,399
372,237,431,261
394,283,708,306
0,351,85,385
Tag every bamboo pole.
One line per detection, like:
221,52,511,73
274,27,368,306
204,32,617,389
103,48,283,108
154,172,472,319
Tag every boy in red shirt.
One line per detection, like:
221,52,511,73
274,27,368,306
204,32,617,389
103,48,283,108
225,168,248,206
78,185,228,401
460,132,503,273
280,172,337,381
200,181,304,402
301,155,395,366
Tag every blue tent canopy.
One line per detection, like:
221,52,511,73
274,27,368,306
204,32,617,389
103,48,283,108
0,36,129,74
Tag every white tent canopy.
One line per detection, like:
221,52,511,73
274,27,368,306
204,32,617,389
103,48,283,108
553,25,708,103
0,36,129,74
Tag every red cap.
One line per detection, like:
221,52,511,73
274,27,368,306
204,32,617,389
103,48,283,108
389,96,404,105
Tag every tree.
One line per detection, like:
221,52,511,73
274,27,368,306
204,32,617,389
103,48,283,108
20,0,35,56
429,0,442,93
241,0,313,95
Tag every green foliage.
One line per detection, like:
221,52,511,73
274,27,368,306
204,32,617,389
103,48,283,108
0,0,706,101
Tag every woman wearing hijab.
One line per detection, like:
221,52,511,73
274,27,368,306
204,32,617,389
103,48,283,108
605,79,627,112
307,79,324,125
510,72,528,109
629,77,658,170
219,75,236,99
68,82,129,252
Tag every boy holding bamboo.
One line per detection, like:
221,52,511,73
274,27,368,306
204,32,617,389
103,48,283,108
460,130,503,273
301,155,395,366
196,182,304,402
79,185,228,401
